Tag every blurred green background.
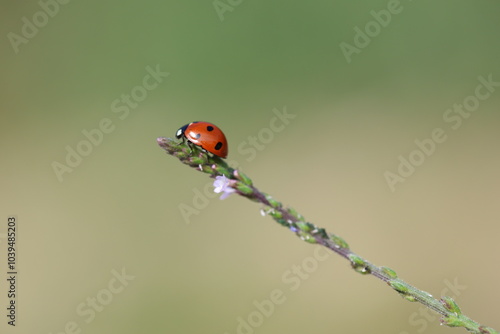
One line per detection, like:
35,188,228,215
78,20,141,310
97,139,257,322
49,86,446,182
1,1,499,333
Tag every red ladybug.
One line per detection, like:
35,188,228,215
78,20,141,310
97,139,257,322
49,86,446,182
176,121,228,158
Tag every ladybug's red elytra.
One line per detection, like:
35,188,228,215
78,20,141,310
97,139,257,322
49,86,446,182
176,121,228,158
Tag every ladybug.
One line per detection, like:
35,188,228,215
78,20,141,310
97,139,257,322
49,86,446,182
176,121,228,158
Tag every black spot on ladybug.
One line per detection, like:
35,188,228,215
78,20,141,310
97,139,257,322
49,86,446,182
206,126,214,131
215,142,223,150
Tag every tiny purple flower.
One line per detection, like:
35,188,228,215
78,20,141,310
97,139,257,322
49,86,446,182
213,175,235,200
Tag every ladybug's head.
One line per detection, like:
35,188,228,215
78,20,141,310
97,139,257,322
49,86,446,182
175,124,189,139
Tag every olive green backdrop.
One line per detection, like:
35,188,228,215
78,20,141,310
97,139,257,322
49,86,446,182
1,1,499,333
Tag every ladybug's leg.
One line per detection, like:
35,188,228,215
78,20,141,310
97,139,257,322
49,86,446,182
185,140,195,154
200,148,212,160
177,135,186,145
184,141,207,159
